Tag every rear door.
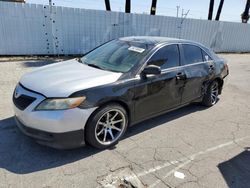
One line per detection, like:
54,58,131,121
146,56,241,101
133,44,185,121
180,44,214,104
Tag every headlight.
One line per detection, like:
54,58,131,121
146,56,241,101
35,96,86,110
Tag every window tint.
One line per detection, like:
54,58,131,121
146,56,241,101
182,44,203,65
201,50,213,61
148,44,180,69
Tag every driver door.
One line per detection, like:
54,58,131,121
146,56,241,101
133,44,185,122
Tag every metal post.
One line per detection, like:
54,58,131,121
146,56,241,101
176,6,180,17
178,9,190,39
125,0,131,13
208,0,214,20
215,0,224,21
241,0,250,23
105,0,111,11
150,0,157,15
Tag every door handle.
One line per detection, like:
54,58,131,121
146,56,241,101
176,72,186,80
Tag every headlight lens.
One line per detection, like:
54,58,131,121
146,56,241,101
35,96,86,110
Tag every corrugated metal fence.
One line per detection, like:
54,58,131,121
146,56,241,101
1,1,250,55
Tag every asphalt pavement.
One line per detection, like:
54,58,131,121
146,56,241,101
0,54,250,188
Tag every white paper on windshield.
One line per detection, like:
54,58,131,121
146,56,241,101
128,46,145,53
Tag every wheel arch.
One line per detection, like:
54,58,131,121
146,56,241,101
97,100,131,123
214,77,224,94
84,99,131,141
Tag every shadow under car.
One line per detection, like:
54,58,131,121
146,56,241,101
0,103,206,174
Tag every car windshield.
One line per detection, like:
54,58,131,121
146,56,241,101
80,39,153,73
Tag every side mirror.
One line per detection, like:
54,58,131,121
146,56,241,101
141,65,161,76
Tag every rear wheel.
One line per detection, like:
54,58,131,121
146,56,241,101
85,104,128,149
202,80,219,107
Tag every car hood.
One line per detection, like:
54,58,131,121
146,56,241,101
20,59,122,97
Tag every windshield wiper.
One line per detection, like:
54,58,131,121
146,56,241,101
86,63,103,70
77,58,83,63
83,61,121,73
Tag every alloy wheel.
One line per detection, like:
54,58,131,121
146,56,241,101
95,109,126,145
211,82,219,105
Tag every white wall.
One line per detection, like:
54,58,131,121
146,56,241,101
1,1,250,55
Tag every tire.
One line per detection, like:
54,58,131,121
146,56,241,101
85,103,128,149
202,80,219,107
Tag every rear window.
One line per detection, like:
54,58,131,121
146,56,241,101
182,44,203,65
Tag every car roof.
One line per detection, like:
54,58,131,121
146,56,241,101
119,36,219,61
119,36,198,46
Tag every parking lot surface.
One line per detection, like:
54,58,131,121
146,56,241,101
0,54,250,188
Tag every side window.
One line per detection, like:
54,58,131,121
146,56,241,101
201,50,213,61
148,44,180,69
182,44,203,65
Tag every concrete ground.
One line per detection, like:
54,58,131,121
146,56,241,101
0,54,250,188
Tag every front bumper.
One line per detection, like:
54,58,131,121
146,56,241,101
15,116,85,149
13,83,97,149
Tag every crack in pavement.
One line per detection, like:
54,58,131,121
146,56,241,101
148,137,249,187
118,136,249,188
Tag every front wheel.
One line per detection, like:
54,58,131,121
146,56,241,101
85,104,128,149
202,80,219,107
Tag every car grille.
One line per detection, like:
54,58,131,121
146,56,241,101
13,94,36,110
